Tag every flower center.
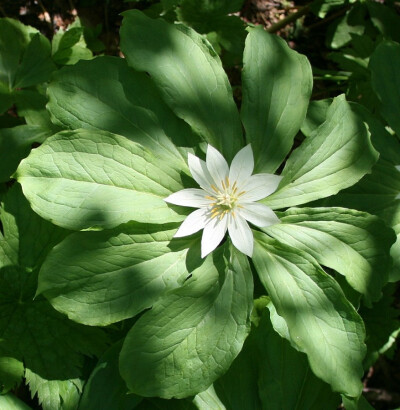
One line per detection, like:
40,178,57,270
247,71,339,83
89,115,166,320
205,177,245,220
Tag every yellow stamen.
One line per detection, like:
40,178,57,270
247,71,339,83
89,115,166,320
225,177,230,188
211,184,218,193
205,195,216,201
221,179,226,190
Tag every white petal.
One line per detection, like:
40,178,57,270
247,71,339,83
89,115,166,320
165,189,211,208
188,153,215,193
228,214,254,257
240,174,283,201
206,145,229,190
238,202,280,228
229,144,254,186
201,214,228,258
174,208,209,237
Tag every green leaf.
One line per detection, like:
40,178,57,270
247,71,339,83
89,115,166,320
179,0,244,18
120,244,253,398
25,370,83,410
46,56,197,156
38,223,191,326
255,309,340,410
253,232,366,397
0,185,108,384
15,90,60,132
0,357,24,394
0,125,48,183
264,207,396,304
360,284,400,368
193,385,228,410
52,19,92,65
0,393,32,410
326,4,366,49
367,1,400,43
264,95,378,209
13,33,55,89
241,27,313,173
120,10,243,161
16,129,187,230
78,341,142,410
0,18,37,89
213,326,262,410
369,40,400,136
1,184,67,269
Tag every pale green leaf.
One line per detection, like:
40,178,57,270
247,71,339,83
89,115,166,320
120,244,253,398
25,370,83,410
264,95,378,209
46,56,197,158
264,207,395,304
193,385,227,410
241,27,312,173
369,40,400,136
0,393,32,410
253,233,366,397
120,10,243,161
38,223,191,326
16,129,187,230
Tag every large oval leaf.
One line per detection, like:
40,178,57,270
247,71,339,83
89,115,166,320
253,232,366,398
264,207,396,304
120,10,243,162
38,223,192,326
15,129,186,230
119,244,253,398
47,56,198,159
263,95,378,209
241,27,312,173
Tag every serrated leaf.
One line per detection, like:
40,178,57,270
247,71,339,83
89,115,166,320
0,357,24,394
241,27,312,173
264,95,378,209
120,244,253,398
46,56,197,157
79,341,142,410
0,185,108,391
120,10,243,162
369,40,400,136
38,223,192,326
264,207,395,304
253,232,366,397
25,369,83,410
16,129,187,230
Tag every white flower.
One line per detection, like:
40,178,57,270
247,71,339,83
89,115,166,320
165,145,282,258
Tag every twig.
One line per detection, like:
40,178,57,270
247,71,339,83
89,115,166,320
267,5,310,33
